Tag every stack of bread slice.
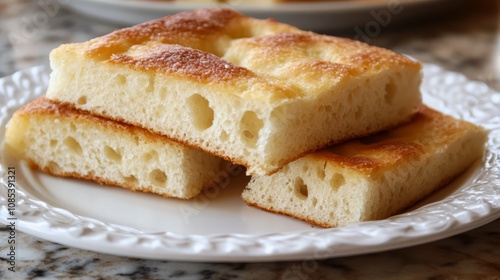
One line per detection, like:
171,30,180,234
5,8,487,227
6,97,224,199
242,106,487,227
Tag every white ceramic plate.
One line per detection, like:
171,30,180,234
0,64,499,262
63,0,453,31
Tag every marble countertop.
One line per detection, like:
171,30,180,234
1,0,499,279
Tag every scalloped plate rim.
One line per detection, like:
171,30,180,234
0,64,499,261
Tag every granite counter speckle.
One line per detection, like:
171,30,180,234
1,221,500,279
1,0,499,279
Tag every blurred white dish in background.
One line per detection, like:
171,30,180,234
63,0,454,31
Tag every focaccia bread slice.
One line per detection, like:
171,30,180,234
46,8,422,175
5,97,223,199
242,107,487,227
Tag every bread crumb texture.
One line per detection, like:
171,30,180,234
46,8,422,175
5,97,223,199
242,107,487,227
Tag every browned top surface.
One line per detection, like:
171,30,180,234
311,106,485,174
52,8,421,100
110,44,255,82
86,8,245,59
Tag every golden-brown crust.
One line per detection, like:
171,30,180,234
109,44,255,82
86,8,244,59
310,106,478,174
46,8,423,174
15,98,222,200
290,60,360,79
244,32,362,54
340,48,419,71
231,31,420,73
77,8,419,90
16,97,184,148
266,112,415,175
246,32,319,48
318,142,425,173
